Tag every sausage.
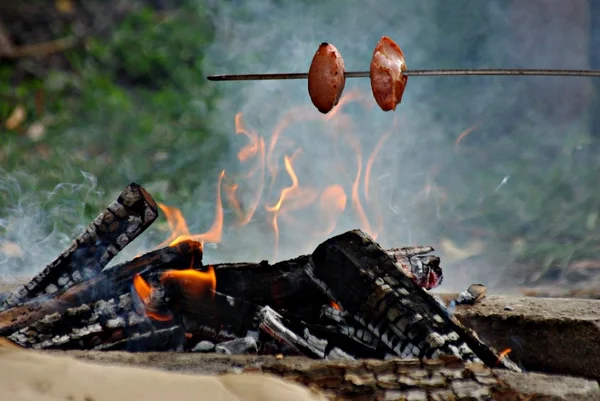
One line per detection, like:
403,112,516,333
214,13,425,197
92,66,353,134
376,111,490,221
369,36,408,112
308,43,346,114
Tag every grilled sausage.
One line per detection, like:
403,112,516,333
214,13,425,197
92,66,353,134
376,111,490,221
370,36,408,111
308,43,346,114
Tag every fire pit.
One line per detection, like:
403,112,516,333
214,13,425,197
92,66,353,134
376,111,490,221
2,94,600,400
1,181,600,400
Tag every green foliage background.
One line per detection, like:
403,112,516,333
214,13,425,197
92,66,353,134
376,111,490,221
1,0,599,284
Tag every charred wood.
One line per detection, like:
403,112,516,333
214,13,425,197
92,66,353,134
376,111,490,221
211,257,326,320
0,228,451,358
0,183,158,310
95,326,185,352
258,306,353,360
7,293,180,351
211,245,442,316
306,230,520,371
0,240,201,337
171,290,260,340
318,305,388,357
152,246,443,331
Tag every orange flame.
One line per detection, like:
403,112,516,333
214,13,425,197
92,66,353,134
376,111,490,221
347,130,375,239
454,122,482,152
317,185,347,236
365,128,393,204
155,203,190,248
496,348,512,365
131,263,217,322
156,171,225,249
223,114,267,227
160,265,217,301
265,152,306,259
147,90,412,262
235,112,260,164
330,301,342,311
132,274,172,322
133,273,152,304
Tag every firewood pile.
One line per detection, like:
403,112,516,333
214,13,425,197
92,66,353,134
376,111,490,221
0,182,550,400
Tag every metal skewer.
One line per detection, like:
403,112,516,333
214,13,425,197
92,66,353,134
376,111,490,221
207,68,600,82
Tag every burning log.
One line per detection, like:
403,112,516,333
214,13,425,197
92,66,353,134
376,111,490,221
6,290,186,352
306,230,521,371
132,246,442,343
209,245,441,319
0,240,202,337
249,357,532,400
0,222,476,366
205,256,327,322
0,183,158,311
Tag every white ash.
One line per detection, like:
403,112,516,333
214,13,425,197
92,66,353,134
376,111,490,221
215,337,258,355
191,341,215,352
94,299,117,318
44,284,58,294
105,316,126,329
118,294,132,309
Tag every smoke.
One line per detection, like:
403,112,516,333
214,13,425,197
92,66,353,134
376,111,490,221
1,0,595,294
0,170,105,279
195,0,595,292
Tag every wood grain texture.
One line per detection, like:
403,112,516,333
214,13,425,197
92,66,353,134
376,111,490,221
0,183,158,311
306,230,520,371
252,357,535,400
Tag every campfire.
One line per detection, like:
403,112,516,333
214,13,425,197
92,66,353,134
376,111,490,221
0,91,554,400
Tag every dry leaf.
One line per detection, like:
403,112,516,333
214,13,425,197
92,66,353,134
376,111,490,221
569,259,600,271
26,122,46,141
35,143,52,159
55,0,75,14
439,238,485,262
0,241,24,258
5,105,26,130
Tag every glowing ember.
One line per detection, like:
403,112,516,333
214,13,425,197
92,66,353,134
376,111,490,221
496,348,512,365
330,301,342,311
